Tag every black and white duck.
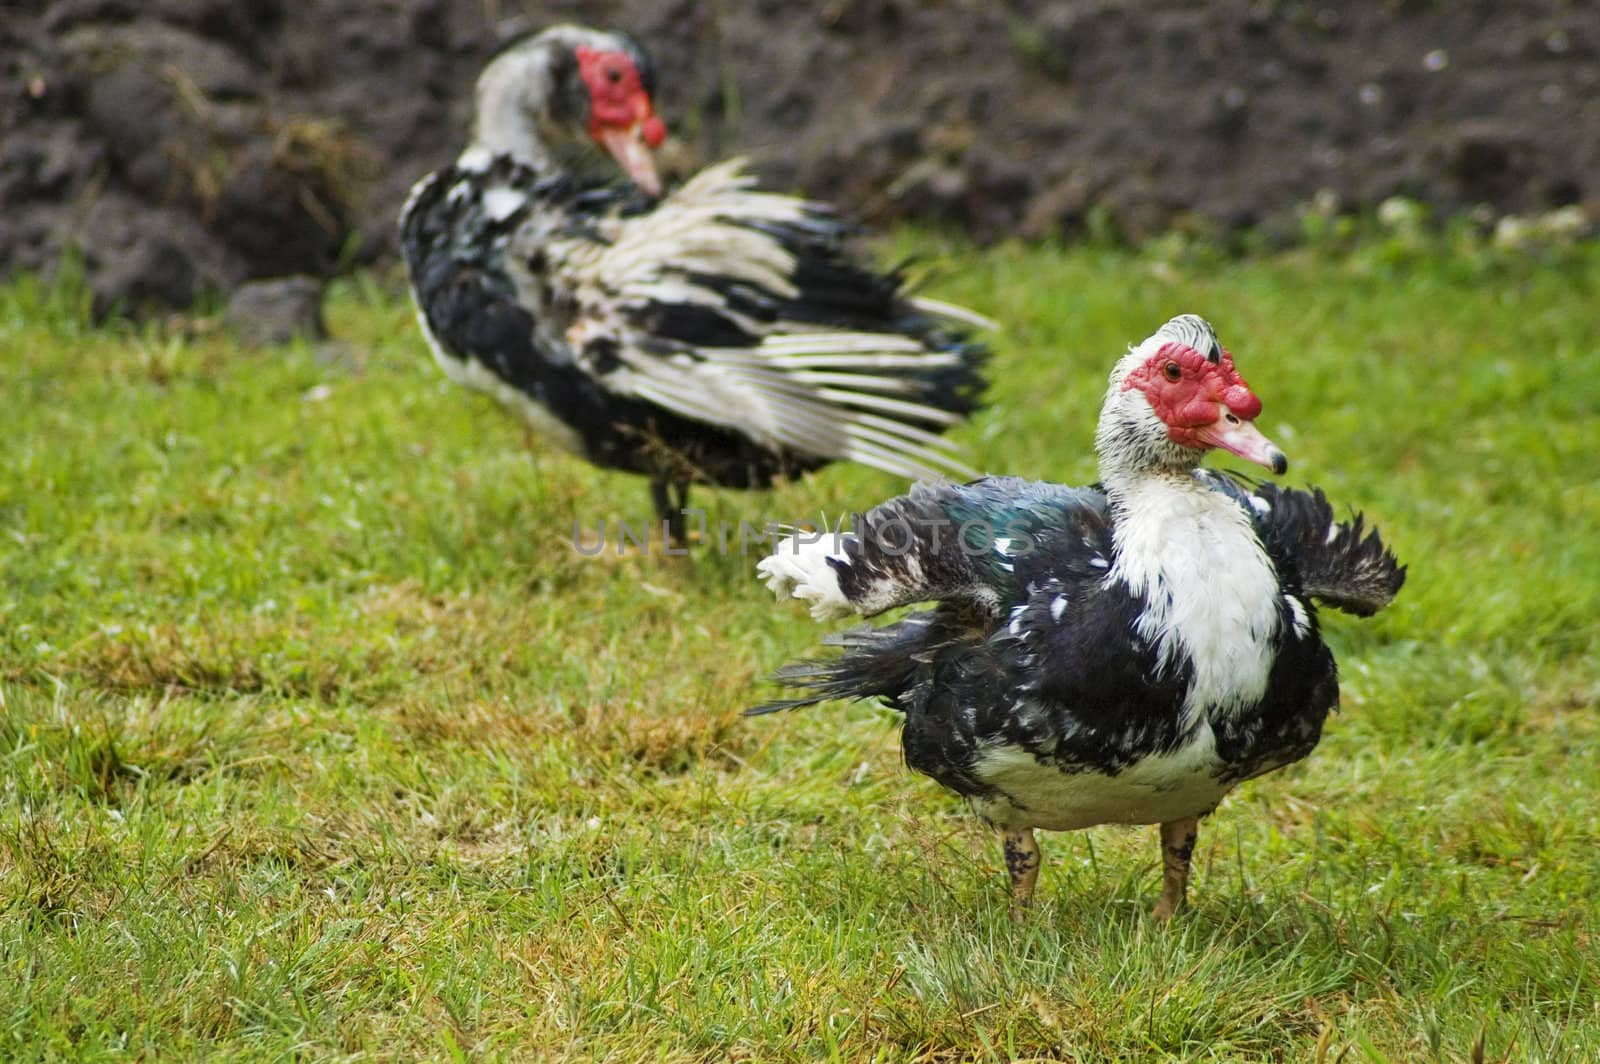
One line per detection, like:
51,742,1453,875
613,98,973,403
754,314,1405,920
400,25,988,541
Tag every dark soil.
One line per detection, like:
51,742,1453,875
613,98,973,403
3,0,1597,315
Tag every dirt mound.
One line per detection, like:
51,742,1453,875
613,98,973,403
2,1,1596,314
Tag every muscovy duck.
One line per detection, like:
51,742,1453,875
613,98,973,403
400,25,988,542
753,314,1405,920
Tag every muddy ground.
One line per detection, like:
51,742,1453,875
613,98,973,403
2,0,1596,314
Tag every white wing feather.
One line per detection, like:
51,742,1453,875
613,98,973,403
514,159,980,481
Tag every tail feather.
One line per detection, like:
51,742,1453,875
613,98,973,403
742,213,990,424
747,611,954,715
907,295,999,333
909,338,988,421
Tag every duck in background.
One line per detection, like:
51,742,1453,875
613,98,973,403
401,25,988,543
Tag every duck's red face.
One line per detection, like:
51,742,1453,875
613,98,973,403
1123,342,1288,474
575,45,667,195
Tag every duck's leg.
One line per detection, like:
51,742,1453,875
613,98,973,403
649,477,693,547
672,481,692,534
1151,816,1199,922
1002,828,1041,921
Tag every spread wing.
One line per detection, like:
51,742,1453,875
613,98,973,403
1196,470,1407,616
758,476,1112,621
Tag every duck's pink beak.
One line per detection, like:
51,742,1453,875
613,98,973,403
1194,413,1288,475
597,122,663,197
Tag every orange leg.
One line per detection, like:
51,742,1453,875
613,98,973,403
1002,828,1041,921
1151,816,1199,922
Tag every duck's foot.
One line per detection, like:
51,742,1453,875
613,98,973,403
1151,816,1198,923
1002,828,1041,922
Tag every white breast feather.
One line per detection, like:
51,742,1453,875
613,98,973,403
1108,477,1281,729
970,728,1232,831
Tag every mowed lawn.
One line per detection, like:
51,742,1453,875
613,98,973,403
3,232,1598,1062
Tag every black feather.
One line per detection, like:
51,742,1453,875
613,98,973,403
1250,482,1407,616
747,609,974,715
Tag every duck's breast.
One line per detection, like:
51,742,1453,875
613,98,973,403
968,723,1233,831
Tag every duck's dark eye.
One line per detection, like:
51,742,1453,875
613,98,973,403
606,66,621,83
1163,361,1182,382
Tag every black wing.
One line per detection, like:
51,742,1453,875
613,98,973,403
1197,470,1406,617
760,475,1112,620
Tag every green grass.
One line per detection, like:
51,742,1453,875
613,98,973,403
2,232,1598,1061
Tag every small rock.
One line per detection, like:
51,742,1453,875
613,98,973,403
224,276,328,346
